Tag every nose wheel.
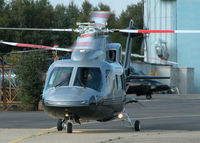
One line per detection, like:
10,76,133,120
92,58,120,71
134,120,141,131
146,94,152,100
57,119,63,131
57,119,73,133
67,122,73,133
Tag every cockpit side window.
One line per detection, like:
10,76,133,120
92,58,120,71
106,50,116,62
74,67,102,92
46,67,73,89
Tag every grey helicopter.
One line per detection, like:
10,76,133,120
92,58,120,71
1,11,199,133
0,11,143,133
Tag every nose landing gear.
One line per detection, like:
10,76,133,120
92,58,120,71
57,119,73,133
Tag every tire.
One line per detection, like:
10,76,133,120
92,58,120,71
134,120,141,132
57,119,63,131
67,122,73,133
146,94,152,100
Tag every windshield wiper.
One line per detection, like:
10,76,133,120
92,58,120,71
55,78,69,88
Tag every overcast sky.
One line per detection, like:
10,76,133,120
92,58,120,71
49,0,142,16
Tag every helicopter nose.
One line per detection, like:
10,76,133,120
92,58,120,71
43,87,99,107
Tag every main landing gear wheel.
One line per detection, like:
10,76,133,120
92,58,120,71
146,94,152,100
134,120,141,132
121,108,141,132
67,122,73,133
57,119,63,131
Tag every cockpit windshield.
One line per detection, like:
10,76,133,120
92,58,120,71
46,67,73,89
74,67,102,91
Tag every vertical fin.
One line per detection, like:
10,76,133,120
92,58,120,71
123,20,135,72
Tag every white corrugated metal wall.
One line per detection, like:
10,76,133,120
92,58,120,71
143,0,177,64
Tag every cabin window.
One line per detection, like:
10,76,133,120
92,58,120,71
121,75,125,89
74,67,102,91
106,70,114,94
115,75,118,89
46,67,73,89
117,75,122,90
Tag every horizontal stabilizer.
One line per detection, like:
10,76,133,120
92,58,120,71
125,97,138,104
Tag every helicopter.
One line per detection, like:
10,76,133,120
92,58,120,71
126,66,172,100
0,11,199,133
0,12,143,133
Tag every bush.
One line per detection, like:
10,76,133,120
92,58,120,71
16,50,48,110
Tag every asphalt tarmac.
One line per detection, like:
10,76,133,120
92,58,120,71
1,94,200,143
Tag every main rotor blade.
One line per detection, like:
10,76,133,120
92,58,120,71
127,75,170,80
0,41,73,52
0,27,73,32
114,29,200,34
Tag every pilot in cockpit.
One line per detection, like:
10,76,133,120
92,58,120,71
74,68,102,91
87,73,93,81
61,72,68,79
85,73,95,89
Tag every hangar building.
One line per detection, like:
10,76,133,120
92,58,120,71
143,0,200,93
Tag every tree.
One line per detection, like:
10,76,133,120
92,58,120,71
4,50,22,65
98,3,110,11
78,0,92,22
0,0,12,53
16,51,48,110
1,0,55,46
119,2,143,29
117,2,144,54
51,4,74,47
0,0,5,10
65,1,80,42
22,0,54,46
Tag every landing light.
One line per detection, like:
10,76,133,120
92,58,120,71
80,50,85,52
118,113,123,119
65,113,69,117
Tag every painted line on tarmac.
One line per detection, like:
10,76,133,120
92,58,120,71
9,127,56,143
9,114,200,143
135,114,200,120
81,121,98,125
9,121,98,143
109,114,200,123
